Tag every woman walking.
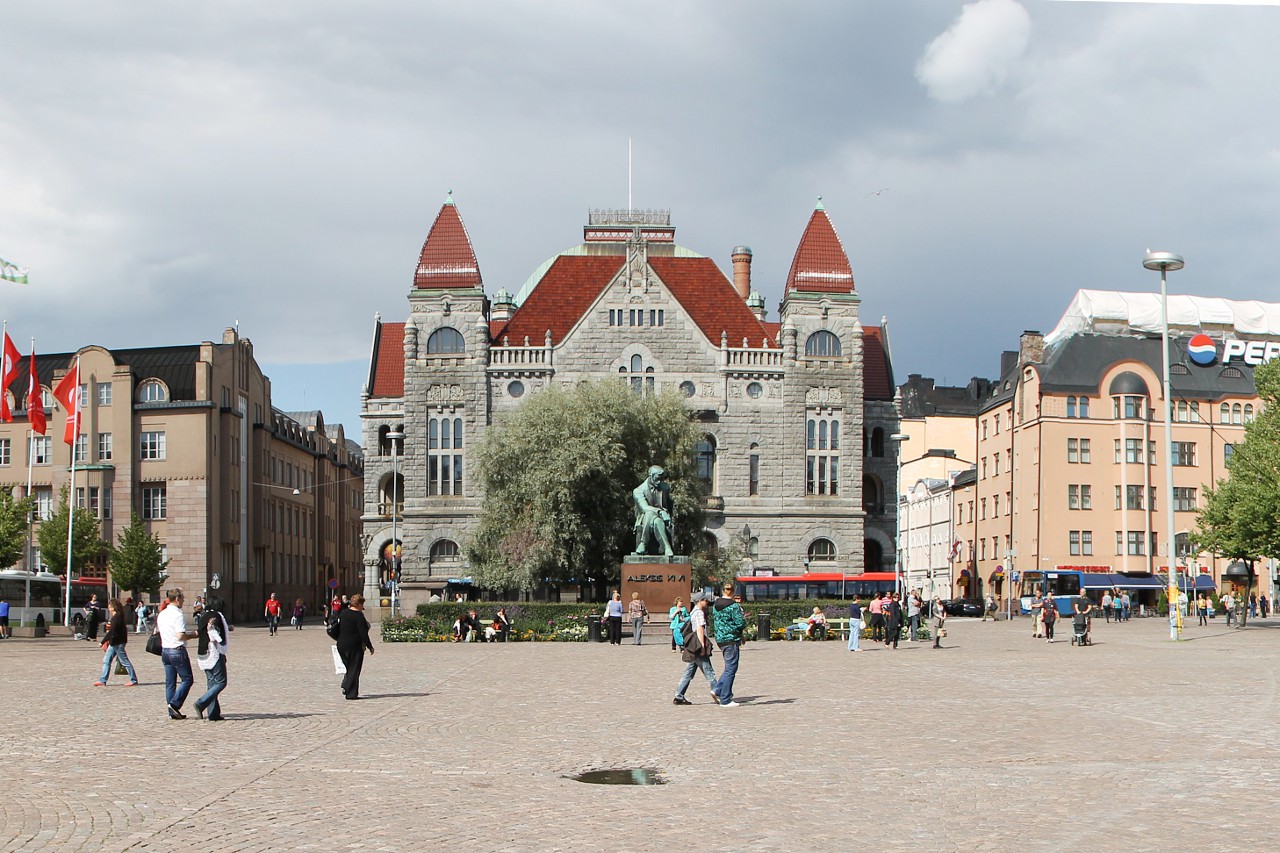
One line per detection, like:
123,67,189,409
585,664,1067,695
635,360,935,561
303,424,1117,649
628,592,648,645
672,593,718,705
94,600,139,686
336,594,375,699
292,598,306,630
1041,594,1058,643
668,597,688,652
194,598,231,721
931,596,947,649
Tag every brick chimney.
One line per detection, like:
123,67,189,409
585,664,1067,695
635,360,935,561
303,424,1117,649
1019,330,1044,366
731,245,753,300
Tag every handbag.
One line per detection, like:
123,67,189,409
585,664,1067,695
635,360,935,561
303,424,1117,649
145,633,163,656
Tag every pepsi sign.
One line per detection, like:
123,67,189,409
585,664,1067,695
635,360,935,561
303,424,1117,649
1187,335,1280,367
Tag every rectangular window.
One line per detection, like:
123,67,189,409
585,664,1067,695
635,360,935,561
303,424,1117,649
656,309,664,327
1149,440,1156,465
805,411,841,496
73,435,88,463
980,498,987,520
0,438,9,466
993,494,1001,516
1067,439,1078,463
97,383,112,406
1082,531,1093,556
1114,439,1122,464
142,485,167,520
1127,531,1145,555
1126,485,1144,510
1174,487,1197,512
749,453,759,497
1125,438,1143,464
427,416,465,496
1172,441,1197,467
1068,484,1091,510
1069,530,1081,556
98,433,113,461
140,431,166,460
34,487,53,521
1069,484,1078,510
102,487,112,520
30,436,51,465
993,454,1000,476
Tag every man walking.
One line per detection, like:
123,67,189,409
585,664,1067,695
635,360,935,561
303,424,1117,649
157,588,196,719
711,583,744,707
264,592,282,636
884,592,904,650
673,593,718,705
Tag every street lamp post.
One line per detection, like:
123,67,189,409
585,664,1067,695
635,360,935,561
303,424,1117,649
1144,250,1184,641
890,433,910,603
387,429,404,619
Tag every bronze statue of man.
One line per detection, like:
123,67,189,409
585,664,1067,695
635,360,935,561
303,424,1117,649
633,465,675,557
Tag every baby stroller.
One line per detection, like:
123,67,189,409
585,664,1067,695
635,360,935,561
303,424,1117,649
1070,612,1091,646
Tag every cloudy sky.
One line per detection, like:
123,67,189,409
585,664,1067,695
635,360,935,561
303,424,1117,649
2,0,1278,431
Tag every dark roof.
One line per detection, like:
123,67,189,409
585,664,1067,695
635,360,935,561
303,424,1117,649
1037,333,1257,402
18,345,201,400
900,374,994,418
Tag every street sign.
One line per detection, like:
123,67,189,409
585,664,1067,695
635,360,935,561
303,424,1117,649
328,578,339,589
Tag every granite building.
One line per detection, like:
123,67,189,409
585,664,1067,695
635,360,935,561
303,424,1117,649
360,196,899,608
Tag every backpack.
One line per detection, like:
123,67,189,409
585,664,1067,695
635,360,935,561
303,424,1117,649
675,613,695,649
326,614,342,641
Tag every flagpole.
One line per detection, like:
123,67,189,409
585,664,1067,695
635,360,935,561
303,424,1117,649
62,356,81,627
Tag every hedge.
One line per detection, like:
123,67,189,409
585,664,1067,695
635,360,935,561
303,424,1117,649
382,599,894,642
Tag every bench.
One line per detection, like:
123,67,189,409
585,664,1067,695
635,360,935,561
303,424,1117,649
787,618,850,640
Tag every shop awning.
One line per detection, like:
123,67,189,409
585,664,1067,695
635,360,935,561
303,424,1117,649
1080,573,1115,589
1112,573,1164,590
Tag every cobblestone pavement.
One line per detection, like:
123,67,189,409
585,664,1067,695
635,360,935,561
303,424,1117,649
1,614,1277,852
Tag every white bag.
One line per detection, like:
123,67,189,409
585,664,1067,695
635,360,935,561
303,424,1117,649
331,645,346,675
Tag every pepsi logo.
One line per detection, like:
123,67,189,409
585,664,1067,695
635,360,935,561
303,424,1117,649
1187,334,1216,366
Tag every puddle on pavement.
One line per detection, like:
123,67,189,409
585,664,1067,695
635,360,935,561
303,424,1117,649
571,767,665,786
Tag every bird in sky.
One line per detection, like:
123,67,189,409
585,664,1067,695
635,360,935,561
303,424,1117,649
868,188,889,197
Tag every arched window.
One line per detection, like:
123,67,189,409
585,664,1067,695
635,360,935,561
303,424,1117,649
864,539,884,572
1232,403,1242,424
871,428,885,458
748,537,759,560
426,327,466,354
695,435,717,495
808,538,837,563
1190,402,1200,422
379,473,405,516
378,425,403,457
430,539,460,562
804,330,841,358
1176,401,1187,422
1078,397,1089,418
862,475,880,513
621,354,654,395
1066,396,1076,418
1244,404,1255,423
138,380,168,403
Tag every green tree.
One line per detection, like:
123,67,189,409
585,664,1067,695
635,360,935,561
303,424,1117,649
109,511,169,597
0,489,34,569
37,486,107,577
468,380,707,595
1196,358,1280,624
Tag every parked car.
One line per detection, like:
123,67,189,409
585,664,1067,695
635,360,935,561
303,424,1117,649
943,598,984,618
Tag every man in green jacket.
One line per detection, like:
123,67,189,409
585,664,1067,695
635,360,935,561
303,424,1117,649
711,583,746,707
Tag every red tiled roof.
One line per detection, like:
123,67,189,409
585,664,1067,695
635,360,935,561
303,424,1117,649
762,321,781,342
369,322,405,398
863,326,893,400
492,256,625,346
413,201,482,290
785,206,855,294
649,256,775,348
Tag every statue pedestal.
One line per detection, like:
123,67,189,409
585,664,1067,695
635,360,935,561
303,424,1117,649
621,555,692,615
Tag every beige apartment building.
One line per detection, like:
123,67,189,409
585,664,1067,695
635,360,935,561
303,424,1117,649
944,291,1276,605
0,329,364,622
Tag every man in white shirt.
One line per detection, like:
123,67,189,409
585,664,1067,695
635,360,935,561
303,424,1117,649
157,589,196,720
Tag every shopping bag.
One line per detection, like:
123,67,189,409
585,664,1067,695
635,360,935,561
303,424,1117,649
331,645,346,675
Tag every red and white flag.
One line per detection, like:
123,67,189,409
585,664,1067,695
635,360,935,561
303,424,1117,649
53,361,81,446
27,346,46,436
0,332,20,422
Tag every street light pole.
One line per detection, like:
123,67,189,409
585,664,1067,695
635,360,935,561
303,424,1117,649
1144,250,1184,641
388,429,404,619
890,433,910,603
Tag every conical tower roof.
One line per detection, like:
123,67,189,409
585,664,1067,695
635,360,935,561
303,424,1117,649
784,198,854,294
413,193,482,289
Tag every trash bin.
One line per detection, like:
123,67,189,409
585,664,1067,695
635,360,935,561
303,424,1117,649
756,613,771,640
587,614,604,643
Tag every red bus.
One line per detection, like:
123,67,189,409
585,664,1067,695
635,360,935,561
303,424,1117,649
734,572,898,601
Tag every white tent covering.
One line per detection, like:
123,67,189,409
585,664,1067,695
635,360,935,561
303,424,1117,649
1044,290,1280,346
